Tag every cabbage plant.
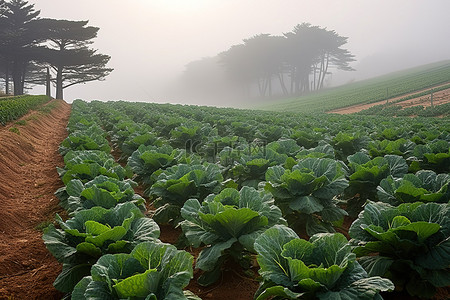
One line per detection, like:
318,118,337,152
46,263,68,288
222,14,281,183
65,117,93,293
127,144,199,186
72,241,199,300
57,150,131,185
295,141,335,160
59,125,111,155
344,152,408,216
180,187,285,286
254,225,394,300
148,163,223,225
409,139,450,173
59,175,145,215
377,170,450,205
264,158,348,236
219,146,288,189
349,201,450,298
43,203,160,293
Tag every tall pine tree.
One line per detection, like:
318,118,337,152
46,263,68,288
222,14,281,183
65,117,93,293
36,19,113,99
0,0,42,95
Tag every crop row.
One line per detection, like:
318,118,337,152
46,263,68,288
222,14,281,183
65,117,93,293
44,100,202,299
0,95,50,125
44,100,450,299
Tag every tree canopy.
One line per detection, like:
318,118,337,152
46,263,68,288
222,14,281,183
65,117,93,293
185,23,355,99
0,0,112,98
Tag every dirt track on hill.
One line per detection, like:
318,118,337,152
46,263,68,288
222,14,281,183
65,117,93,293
329,83,450,114
0,99,70,300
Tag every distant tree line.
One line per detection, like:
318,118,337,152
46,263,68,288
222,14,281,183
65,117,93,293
0,0,112,99
183,23,355,99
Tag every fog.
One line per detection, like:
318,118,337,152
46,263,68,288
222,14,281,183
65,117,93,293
30,0,450,106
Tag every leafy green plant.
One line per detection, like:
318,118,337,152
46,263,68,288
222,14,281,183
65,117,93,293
180,187,285,286
344,152,408,216
121,131,163,157
57,150,131,185
219,145,288,189
169,122,216,150
59,126,111,155
377,170,450,205
43,202,160,293
8,126,20,134
331,131,371,161
15,120,26,126
72,241,199,300
148,163,223,225
266,138,301,157
296,141,335,160
264,157,348,236
368,138,415,158
290,129,323,148
59,175,145,215
349,201,450,298
128,144,198,186
255,125,289,142
409,139,450,173
254,225,394,300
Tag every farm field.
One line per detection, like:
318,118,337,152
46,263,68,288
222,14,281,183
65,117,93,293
258,60,450,113
330,84,450,115
0,96,449,300
1,1,450,299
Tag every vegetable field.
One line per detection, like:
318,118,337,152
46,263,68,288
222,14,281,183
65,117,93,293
259,60,450,113
42,99,449,300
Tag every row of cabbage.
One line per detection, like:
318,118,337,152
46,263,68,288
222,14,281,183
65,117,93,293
54,100,449,299
0,95,50,125
43,100,201,300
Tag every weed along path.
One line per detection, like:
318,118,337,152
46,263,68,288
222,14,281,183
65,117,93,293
0,99,71,299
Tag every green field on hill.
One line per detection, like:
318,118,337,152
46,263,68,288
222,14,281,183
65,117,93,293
258,60,450,113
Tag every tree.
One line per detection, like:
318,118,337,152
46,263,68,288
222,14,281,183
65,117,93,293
218,24,355,99
36,19,113,99
220,34,287,98
0,0,43,95
284,23,355,94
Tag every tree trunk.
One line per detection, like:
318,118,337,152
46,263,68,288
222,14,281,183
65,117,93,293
20,63,26,94
12,60,26,95
278,73,288,96
55,66,63,99
5,63,9,95
290,68,295,95
257,77,263,97
12,60,20,95
313,64,317,91
46,67,51,98
320,53,330,89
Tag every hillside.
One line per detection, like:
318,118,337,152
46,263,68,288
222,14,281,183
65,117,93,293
257,60,450,113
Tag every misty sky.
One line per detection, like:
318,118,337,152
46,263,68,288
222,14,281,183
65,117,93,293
31,0,450,105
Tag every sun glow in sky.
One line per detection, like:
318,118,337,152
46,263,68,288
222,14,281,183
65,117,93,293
146,0,211,12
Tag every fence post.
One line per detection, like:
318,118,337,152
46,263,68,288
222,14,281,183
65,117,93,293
430,91,434,108
386,87,389,104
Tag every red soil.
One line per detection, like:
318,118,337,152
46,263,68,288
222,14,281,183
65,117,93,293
0,99,71,300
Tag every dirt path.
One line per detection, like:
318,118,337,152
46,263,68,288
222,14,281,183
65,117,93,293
0,99,71,300
329,83,450,114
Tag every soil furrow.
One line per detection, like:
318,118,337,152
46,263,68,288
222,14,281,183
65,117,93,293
0,99,71,300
